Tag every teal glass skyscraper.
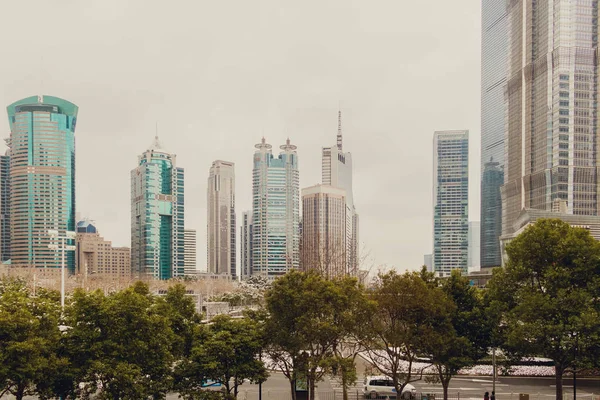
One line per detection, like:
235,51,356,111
131,137,185,280
6,95,78,272
252,138,300,279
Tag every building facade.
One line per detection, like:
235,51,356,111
76,220,131,278
321,111,359,275
301,184,347,278
433,130,469,276
252,138,300,279
502,1,600,236
131,137,185,280
207,160,236,277
0,152,9,262
184,229,197,275
240,211,253,279
6,96,78,272
480,0,507,267
468,221,481,272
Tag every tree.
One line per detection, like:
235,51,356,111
487,219,600,400
157,283,202,358
264,270,348,400
328,276,375,400
65,282,175,399
361,271,450,399
175,314,266,399
425,270,490,400
0,278,63,400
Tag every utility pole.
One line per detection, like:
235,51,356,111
492,347,496,393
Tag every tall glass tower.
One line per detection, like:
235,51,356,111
433,130,469,277
131,137,185,280
503,1,600,236
252,138,299,279
6,95,78,272
0,152,9,262
480,0,507,267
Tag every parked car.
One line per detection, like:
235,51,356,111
363,376,416,399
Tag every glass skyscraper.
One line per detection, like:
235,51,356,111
6,96,78,272
252,138,299,279
131,137,185,280
0,152,9,263
433,130,469,277
480,0,507,267
503,1,600,236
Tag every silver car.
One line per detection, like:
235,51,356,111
363,376,417,399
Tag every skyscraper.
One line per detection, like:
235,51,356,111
301,184,347,278
207,160,236,277
503,1,600,236
131,137,185,280
468,221,481,272
6,96,78,272
240,211,253,279
433,130,469,276
252,138,300,279
321,111,359,275
480,0,507,267
0,152,9,262
184,229,197,275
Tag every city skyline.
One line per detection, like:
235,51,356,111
0,0,482,273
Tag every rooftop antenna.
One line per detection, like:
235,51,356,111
337,108,343,152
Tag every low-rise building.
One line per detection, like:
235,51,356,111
76,220,131,278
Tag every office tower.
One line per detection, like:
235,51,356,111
184,229,197,275
433,130,469,276
480,0,507,267
468,221,481,271
481,159,503,266
423,254,433,273
0,152,9,262
252,138,300,279
503,1,600,236
131,137,185,280
75,220,131,278
321,111,359,275
6,96,78,272
207,160,236,277
301,184,347,278
240,211,253,279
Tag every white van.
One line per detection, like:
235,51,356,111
363,376,417,399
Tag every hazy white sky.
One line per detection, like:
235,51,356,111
0,0,481,273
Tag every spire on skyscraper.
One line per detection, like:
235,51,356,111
337,110,343,151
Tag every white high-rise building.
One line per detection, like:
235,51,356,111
207,160,236,278
252,138,300,280
184,229,197,275
433,130,469,277
321,111,359,275
468,222,480,272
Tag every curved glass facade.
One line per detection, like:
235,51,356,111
6,95,78,272
131,138,185,280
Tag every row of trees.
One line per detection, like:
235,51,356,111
1,219,599,400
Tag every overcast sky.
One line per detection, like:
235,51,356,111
0,0,481,273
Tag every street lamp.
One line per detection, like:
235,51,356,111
48,229,77,309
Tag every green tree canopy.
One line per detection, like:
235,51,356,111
65,282,175,399
487,219,600,400
0,278,63,400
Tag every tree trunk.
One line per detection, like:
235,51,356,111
15,383,25,400
442,381,449,400
290,379,297,400
309,368,317,400
555,365,564,400
234,376,239,399
341,368,348,400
